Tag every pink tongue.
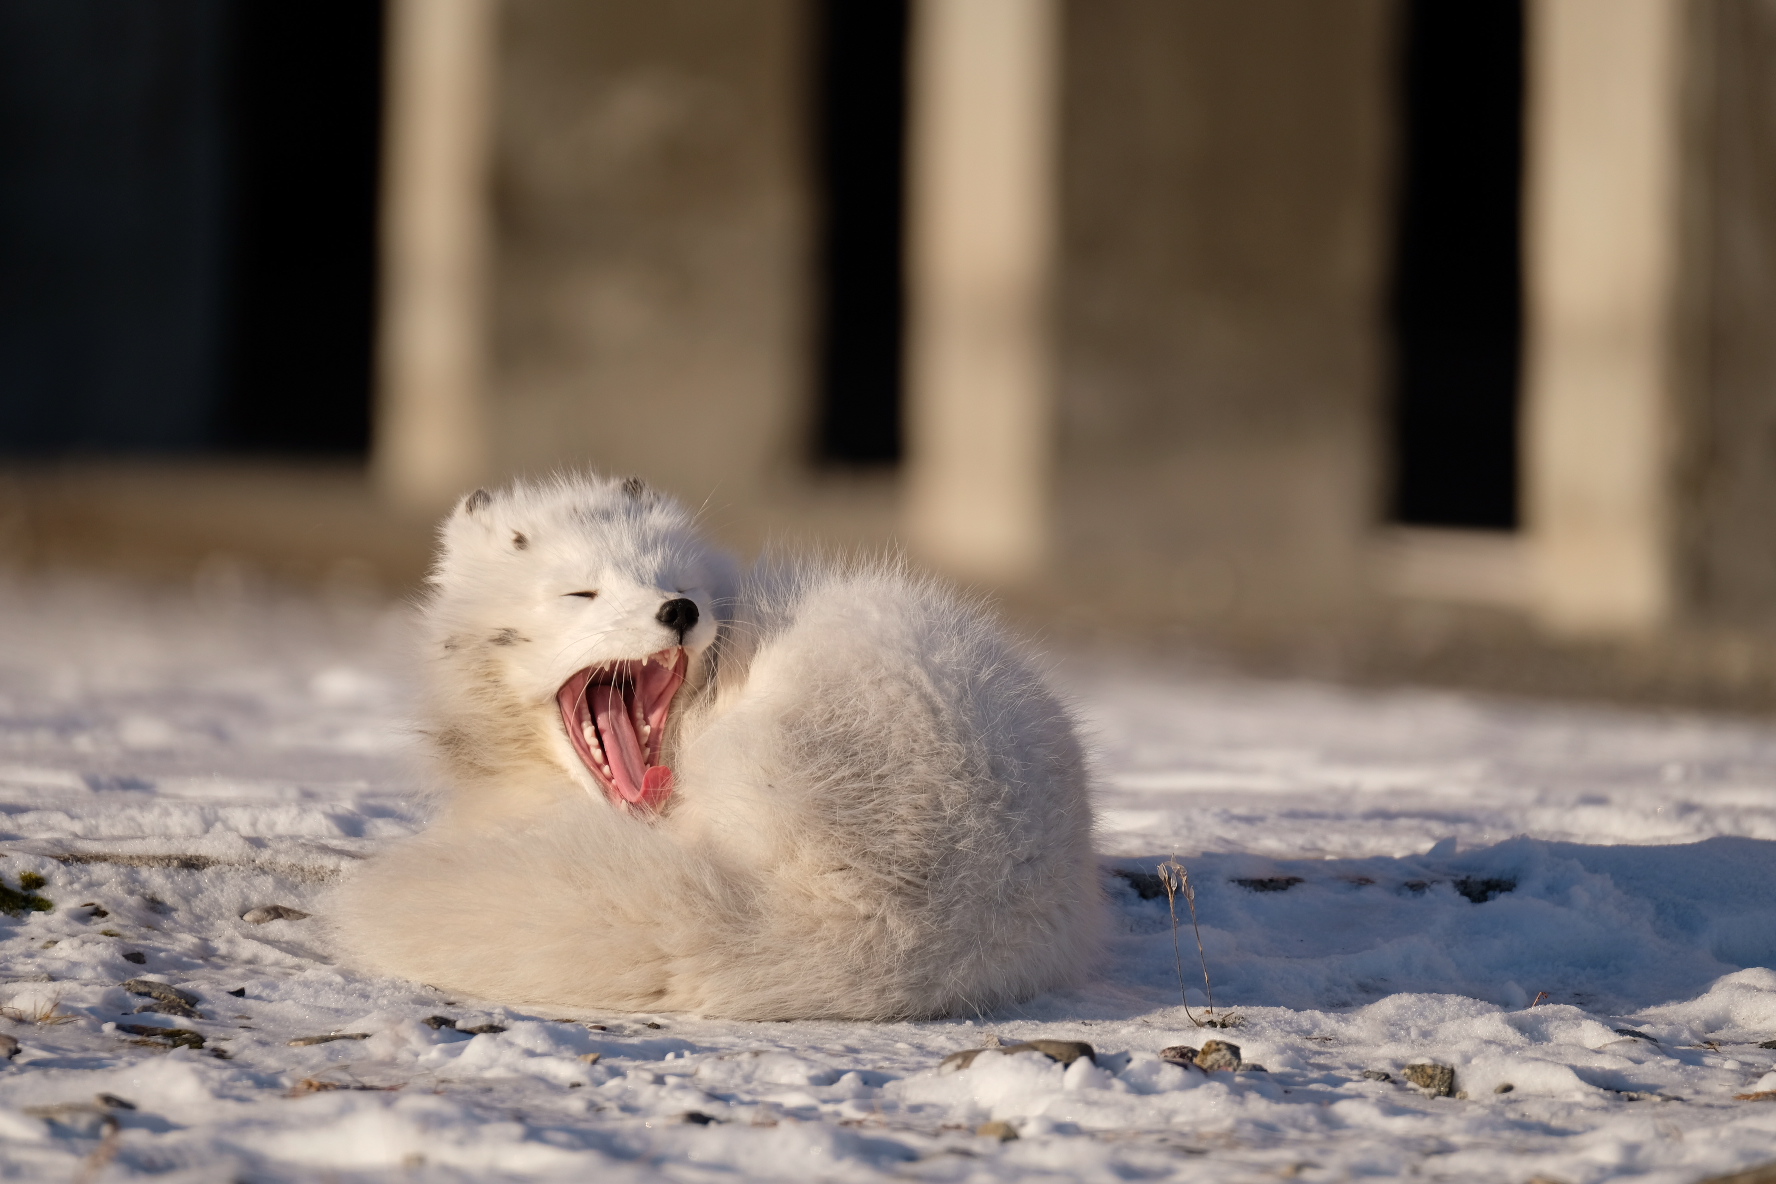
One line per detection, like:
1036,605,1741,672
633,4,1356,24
591,684,648,803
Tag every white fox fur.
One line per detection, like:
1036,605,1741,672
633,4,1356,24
332,473,1101,1020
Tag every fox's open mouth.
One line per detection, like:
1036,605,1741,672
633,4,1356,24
557,648,687,811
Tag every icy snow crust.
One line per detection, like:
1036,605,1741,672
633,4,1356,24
3,579,1776,1181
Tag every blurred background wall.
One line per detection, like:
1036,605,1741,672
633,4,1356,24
4,0,1776,706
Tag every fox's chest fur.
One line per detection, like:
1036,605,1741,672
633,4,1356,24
333,474,1102,1020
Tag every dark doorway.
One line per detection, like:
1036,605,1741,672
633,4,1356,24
1388,0,1525,529
0,0,383,457
218,2,384,454
812,0,909,466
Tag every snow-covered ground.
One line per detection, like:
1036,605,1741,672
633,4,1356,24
4,575,1776,1182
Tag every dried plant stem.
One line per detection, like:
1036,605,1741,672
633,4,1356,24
1158,859,1215,1026
1,992,76,1026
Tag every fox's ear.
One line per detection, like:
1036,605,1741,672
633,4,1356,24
439,487,506,564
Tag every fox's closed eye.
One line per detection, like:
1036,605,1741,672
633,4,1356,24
566,591,599,600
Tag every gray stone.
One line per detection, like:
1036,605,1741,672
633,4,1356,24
1194,1040,1241,1072
1016,1040,1095,1065
117,1024,204,1050
1494,1083,1515,1094
941,1039,1097,1072
124,976,200,1019
1362,1070,1392,1083
0,1034,18,1059
287,1032,371,1047
1403,1062,1456,1097
1159,1045,1199,1066
940,1048,986,1071
977,1120,1019,1141
242,905,310,924
133,1000,199,1020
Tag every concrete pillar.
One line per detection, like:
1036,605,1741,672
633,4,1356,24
1523,0,1686,635
1051,0,1393,628
483,0,810,515
904,0,1059,583
372,0,496,511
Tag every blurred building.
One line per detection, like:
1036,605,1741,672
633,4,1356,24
4,1,1776,701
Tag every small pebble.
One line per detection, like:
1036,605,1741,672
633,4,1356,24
121,952,146,965
1362,1070,1393,1083
227,988,246,998
1195,1040,1241,1072
122,979,200,1016
940,1040,1096,1072
122,979,199,1007
680,1111,717,1125
117,1024,205,1050
1016,1039,1095,1065
95,1094,136,1110
1403,1062,1456,1098
580,1052,601,1064
242,905,310,924
1159,1045,1199,1066
977,1120,1019,1141
462,1024,506,1035
288,1033,371,1047
1495,1083,1515,1094
0,1034,19,1060
423,1016,457,1030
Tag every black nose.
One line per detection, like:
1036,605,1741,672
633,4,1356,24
656,597,699,640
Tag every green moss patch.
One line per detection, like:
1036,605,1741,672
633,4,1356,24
0,873,53,917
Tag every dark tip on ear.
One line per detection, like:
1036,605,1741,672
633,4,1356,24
621,476,647,499
512,531,528,551
464,489,492,513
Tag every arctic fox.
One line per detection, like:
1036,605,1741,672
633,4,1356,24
333,474,1100,1020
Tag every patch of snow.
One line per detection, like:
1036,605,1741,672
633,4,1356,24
1,575,1776,1180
